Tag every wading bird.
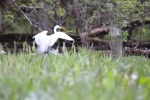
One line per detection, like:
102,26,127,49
33,25,74,54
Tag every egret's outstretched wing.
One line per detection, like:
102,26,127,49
47,31,74,47
47,34,60,47
32,31,48,46
56,32,74,41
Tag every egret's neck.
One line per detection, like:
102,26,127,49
54,27,58,33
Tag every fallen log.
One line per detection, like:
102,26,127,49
124,47,150,58
94,47,150,58
88,26,109,37
87,38,109,46
126,40,150,48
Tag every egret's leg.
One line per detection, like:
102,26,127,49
48,47,60,55
47,46,52,55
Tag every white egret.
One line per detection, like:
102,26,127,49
33,25,74,54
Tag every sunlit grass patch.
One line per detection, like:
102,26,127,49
0,48,150,100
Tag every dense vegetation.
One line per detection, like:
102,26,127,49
0,0,149,38
0,48,150,100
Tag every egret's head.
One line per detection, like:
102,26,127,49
54,25,65,33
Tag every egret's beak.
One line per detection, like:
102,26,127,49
60,26,65,30
59,26,66,32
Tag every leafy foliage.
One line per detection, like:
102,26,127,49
132,25,150,41
122,31,129,42
0,0,149,35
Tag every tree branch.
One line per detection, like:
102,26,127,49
19,5,59,26
11,0,42,31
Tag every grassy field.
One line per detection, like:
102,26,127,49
0,48,150,100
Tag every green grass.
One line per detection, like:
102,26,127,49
0,48,150,100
